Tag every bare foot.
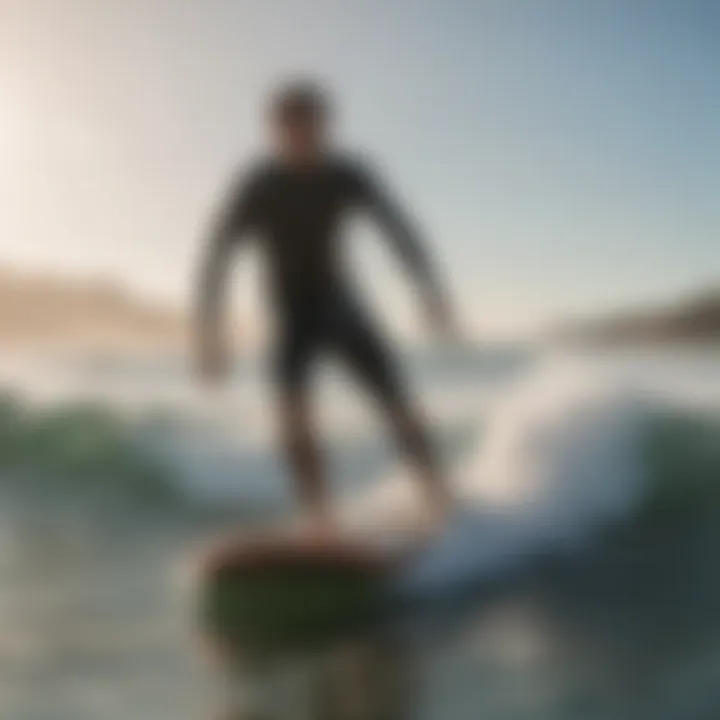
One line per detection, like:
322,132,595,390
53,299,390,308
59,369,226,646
416,490,452,540
286,510,343,546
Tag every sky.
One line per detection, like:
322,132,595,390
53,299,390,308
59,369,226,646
0,0,718,337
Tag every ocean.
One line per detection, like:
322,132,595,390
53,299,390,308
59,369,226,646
1,344,719,719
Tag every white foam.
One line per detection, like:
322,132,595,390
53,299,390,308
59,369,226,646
348,355,651,594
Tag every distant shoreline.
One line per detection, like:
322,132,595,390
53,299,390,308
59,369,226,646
557,288,720,346
0,267,191,353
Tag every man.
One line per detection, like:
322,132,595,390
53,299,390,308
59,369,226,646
196,81,455,535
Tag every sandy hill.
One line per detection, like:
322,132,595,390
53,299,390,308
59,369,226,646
559,288,720,345
0,268,189,352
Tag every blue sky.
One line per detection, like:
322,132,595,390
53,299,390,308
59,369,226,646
1,0,718,336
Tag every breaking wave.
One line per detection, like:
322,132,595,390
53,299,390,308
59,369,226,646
0,353,719,588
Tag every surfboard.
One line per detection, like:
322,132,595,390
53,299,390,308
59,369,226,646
196,526,424,656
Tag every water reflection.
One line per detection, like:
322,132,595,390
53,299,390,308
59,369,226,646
211,634,417,720
4,493,720,720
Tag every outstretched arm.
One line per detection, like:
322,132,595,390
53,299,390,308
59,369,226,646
357,165,454,334
196,170,261,383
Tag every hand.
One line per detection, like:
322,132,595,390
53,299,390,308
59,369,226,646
196,337,232,388
425,295,460,341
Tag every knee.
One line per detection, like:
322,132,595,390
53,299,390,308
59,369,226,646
391,405,430,450
279,397,315,449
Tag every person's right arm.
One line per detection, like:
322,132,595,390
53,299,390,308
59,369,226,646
196,168,262,384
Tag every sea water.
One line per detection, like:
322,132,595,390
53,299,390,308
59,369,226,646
1,344,720,719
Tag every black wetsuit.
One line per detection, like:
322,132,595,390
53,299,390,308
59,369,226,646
200,154,437,402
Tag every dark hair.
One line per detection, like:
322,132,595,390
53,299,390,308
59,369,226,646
269,80,331,124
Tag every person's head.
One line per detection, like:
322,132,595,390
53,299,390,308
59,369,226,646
268,80,332,163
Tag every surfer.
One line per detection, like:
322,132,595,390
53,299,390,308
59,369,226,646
196,81,456,536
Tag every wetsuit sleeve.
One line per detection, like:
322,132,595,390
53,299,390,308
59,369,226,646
197,168,264,343
350,162,445,306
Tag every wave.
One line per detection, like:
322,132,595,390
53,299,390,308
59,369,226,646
347,357,720,593
0,381,482,514
643,412,720,523
1,355,720,584
0,394,179,505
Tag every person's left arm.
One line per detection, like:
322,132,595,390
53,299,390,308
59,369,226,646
352,161,455,334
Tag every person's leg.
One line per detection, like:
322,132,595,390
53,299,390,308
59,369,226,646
278,389,332,526
385,400,448,514
273,318,333,530
333,300,450,528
